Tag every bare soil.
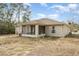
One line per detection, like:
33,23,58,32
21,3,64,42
0,35,79,56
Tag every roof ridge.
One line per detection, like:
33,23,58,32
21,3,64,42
32,18,63,23
22,18,64,25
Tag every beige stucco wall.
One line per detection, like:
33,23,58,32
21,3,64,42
45,25,70,37
15,25,70,37
22,25,31,34
15,26,22,34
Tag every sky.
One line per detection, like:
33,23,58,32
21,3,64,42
27,3,79,24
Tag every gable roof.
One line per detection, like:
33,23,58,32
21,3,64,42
22,18,64,26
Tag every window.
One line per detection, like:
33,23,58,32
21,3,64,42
52,26,55,33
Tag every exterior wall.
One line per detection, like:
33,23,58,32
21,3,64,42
23,25,31,34
61,25,70,36
16,25,31,34
15,25,70,37
22,26,27,34
15,26,22,34
45,25,70,37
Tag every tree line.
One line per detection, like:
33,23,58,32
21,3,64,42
0,3,31,34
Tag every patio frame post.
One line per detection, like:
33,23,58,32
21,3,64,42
35,25,39,37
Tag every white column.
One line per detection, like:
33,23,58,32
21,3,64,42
35,25,39,37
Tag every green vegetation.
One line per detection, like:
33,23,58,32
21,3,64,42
0,3,31,34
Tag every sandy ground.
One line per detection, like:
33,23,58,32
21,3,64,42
0,35,79,56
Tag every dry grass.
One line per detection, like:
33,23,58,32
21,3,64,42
0,35,79,56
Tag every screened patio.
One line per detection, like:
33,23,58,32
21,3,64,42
21,25,46,37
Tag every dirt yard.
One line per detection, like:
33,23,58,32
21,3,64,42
0,35,79,56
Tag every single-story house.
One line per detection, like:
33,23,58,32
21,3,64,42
15,18,70,37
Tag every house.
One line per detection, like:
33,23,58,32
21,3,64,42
15,18,70,37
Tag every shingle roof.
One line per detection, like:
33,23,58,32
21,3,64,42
22,18,64,26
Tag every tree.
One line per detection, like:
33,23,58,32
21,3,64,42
0,3,31,34
22,5,31,23
67,18,79,35
10,3,31,23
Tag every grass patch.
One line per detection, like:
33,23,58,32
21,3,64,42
66,34,79,38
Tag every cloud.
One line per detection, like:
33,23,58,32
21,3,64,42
67,4,78,12
24,3,32,6
50,4,78,12
50,5,69,12
68,4,79,14
50,5,65,10
68,4,77,9
32,13,59,20
40,3,48,7
37,13,59,19
37,13,46,18
32,13,46,20
48,14,59,19
36,13,46,18
53,5,72,13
